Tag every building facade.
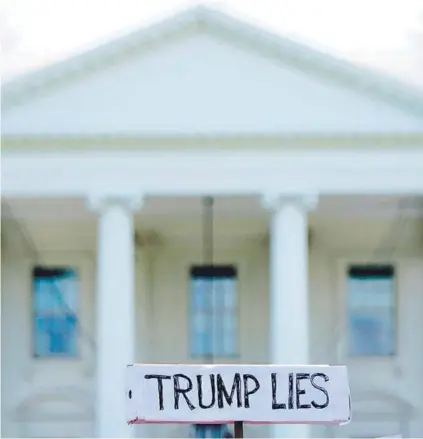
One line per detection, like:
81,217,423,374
2,6,423,438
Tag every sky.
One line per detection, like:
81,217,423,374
1,0,423,87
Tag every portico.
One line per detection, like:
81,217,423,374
63,190,315,438
3,157,423,437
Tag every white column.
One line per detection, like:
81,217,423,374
262,193,318,439
89,194,143,438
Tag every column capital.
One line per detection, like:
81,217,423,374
87,193,144,213
261,193,318,213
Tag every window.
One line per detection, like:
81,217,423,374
190,265,238,357
33,266,79,358
192,424,232,438
347,264,396,356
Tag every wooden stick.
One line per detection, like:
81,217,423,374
234,421,244,438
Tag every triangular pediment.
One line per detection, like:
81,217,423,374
3,6,423,138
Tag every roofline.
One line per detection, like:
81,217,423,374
3,4,423,116
2,5,202,101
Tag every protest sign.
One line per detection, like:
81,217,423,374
125,364,351,425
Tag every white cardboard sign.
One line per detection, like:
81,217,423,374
126,364,351,425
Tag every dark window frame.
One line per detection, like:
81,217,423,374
189,264,239,358
32,265,80,359
347,263,397,358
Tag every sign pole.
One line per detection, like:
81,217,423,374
234,421,243,438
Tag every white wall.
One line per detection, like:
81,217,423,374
1,217,423,438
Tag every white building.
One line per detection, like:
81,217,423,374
2,5,423,438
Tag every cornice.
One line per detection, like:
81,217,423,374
3,134,423,152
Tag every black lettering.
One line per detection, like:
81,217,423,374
288,373,294,409
197,374,216,409
310,373,330,409
242,374,260,408
271,373,286,409
173,374,195,410
144,374,171,410
217,373,242,408
296,373,311,409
